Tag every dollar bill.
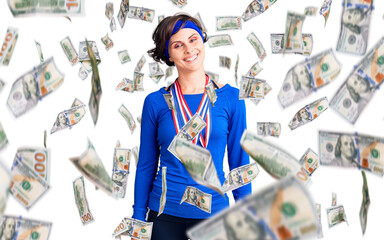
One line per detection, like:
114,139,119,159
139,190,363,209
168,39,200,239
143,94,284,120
205,81,217,106
249,82,272,106
187,176,319,240
246,61,263,78
304,6,318,16
116,78,134,92
168,0,187,8
158,15,165,23
118,50,131,64
326,205,348,227
207,34,233,48
271,33,313,56
10,156,50,209
7,57,65,117
174,138,223,195
205,71,219,82
137,114,141,124
79,40,101,72
110,17,117,32
180,186,212,213
132,146,139,167
194,12,207,32
51,98,86,134
360,170,370,235
158,167,167,216
0,79,5,93
78,66,88,80
222,162,259,192
134,55,146,73
149,62,164,83
242,0,278,22
278,48,341,108
117,0,129,28
101,33,114,51
7,0,84,17
315,203,324,238
69,139,114,197
105,2,114,20
239,76,265,100
247,32,266,62
60,36,79,66
112,217,153,239
318,130,384,176
165,66,174,81
240,130,311,185
34,40,44,63
0,27,18,66
257,122,281,137
0,121,9,151
319,0,333,26
289,97,328,130
112,141,130,198
219,56,231,69
216,16,242,31
16,147,50,183
330,37,384,124
134,72,144,91
73,176,94,225
299,148,319,176
0,162,11,214
283,12,306,54
118,104,136,134
0,215,52,240
128,6,154,23
234,54,239,85
332,192,337,206
336,0,373,55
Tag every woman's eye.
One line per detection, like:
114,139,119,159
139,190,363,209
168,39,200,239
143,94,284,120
174,43,182,48
191,38,197,42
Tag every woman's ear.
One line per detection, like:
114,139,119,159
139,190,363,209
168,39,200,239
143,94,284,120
169,56,174,62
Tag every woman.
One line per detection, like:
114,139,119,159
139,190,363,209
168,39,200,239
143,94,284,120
132,13,251,240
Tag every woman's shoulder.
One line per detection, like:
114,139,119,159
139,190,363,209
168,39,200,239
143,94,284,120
144,87,168,102
216,82,240,98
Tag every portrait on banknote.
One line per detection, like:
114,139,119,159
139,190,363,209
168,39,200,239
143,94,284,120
0,217,16,240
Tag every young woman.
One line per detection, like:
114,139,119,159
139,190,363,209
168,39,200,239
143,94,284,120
132,13,251,240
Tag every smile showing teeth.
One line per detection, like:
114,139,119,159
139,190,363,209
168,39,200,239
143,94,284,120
185,54,198,62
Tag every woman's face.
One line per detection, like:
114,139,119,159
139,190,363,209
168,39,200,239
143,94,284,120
347,74,369,94
168,28,205,74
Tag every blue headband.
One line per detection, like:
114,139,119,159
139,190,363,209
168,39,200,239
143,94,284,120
165,20,205,60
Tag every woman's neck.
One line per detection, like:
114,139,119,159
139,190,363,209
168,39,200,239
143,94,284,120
177,69,206,94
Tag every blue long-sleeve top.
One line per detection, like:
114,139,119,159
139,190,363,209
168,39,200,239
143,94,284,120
132,83,251,221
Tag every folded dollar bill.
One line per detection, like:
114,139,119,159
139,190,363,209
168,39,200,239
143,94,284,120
0,121,9,151
7,0,84,17
79,40,101,72
271,33,313,56
118,50,131,64
112,141,131,198
315,203,324,238
128,6,155,22
242,0,278,22
257,122,281,137
73,176,94,225
247,32,266,62
249,82,272,106
158,167,167,216
205,71,219,82
288,97,328,130
101,33,114,51
149,62,164,83
219,56,231,69
239,76,265,100
180,186,212,213
360,171,370,235
222,162,259,192
304,6,318,16
216,16,242,31
16,147,51,183
326,205,348,228
112,217,153,239
283,12,306,54
117,0,129,28
208,34,233,48
205,81,217,106
60,36,79,66
169,0,187,8
319,0,332,26
0,161,11,214
51,98,86,134
299,148,319,176
105,2,114,20
0,27,18,66
34,40,44,63
0,215,52,239
118,104,136,134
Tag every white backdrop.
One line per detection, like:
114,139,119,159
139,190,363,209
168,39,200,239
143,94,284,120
1,0,384,239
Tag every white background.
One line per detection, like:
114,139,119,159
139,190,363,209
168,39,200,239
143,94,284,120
1,0,384,239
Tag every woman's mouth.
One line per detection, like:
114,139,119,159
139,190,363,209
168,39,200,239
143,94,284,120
184,54,198,63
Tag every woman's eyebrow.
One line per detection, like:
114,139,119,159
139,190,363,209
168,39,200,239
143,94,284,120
170,33,198,45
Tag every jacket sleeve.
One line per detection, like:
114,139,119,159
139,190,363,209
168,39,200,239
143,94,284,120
132,96,160,221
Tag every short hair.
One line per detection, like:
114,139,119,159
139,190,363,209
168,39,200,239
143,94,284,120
346,75,370,103
223,212,266,240
147,13,208,67
292,66,311,91
335,135,357,160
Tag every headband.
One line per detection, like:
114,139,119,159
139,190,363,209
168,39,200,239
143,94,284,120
165,20,205,60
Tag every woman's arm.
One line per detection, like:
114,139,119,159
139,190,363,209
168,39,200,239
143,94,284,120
132,95,160,221
227,95,252,201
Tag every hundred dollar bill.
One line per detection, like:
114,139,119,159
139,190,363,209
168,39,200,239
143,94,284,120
7,0,84,17
101,33,114,51
234,54,239,85
222,162,259,192
360,170,370,235
117,0,129,28
51,98,86,134
283,12,306,54
0,162,11,214
73,176,94,225
165,66,174,81
119,104,136,134
128,6,154,23
116,78,134,92
219,56,231,69
332,192,337,206
319,0,333,26
326,205,348,227
0,27,18,66
110,17,117,32
10,156,49,209
113,217,153,239
246,61,263,78
289,97,328,130
187,176,319,240
318,130,384,176
240,130,311,185
249,82,272,106
16,147,50,183
330,37,384,124
7,57,65,117
0,215,52,240
34,40,44,63
208,34,233,48
180,186,212,213
158,167,167,216
132,146,139,166
60,36,79,66
278,48,341,108
304,6,318,16
174,138,223,195
242,0,278,22
315,203,324,238
78,66,88,80
158,15,165,23
0,121,9,151
205,71,219,82
137,115,141,124
105,2,114,20
118,50,131,64
134,72,144,91
69,139,114,197
205,81,217,106
194,12,207,32
0,79,5,93
79,40,101,72
169,0,187,8
299,148,319,176
336,0,373,55
216,16,242,31
239,76,265,100
112,141,130,198
257,122,281,137
134,55,146,73
271,33,313,56
247,32,266,62
149,62,164,83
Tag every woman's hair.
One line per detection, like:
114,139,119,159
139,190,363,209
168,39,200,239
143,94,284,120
147,13,208,67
